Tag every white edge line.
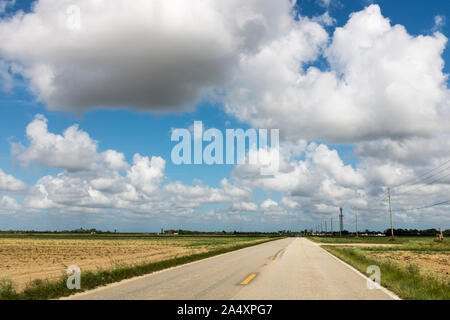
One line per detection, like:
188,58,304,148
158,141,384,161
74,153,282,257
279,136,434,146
60,238,286,300
308,239,401,300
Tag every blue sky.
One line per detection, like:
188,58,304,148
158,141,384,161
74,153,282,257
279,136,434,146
0,0,449,232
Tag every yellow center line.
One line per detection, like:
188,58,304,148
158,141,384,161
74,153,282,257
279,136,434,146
269,248,285,261
240,273,256,285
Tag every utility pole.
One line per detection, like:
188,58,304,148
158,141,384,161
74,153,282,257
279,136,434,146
354,208,358,237
339,208,343,236
330,218,333,235
325,221,327,233
388,187,394,239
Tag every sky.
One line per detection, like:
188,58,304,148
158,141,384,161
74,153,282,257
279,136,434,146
0,0,449,232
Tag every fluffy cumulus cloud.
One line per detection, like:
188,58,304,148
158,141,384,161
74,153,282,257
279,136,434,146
225,4,450,143
0,196,21,213
11,114,128,171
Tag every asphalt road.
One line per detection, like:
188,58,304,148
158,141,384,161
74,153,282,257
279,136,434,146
66,238,398,300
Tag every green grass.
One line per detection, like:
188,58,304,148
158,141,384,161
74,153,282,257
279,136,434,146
0,237,280,300
322,244,449,300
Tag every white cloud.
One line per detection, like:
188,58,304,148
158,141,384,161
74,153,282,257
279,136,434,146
261,198,278,209
230,201,258,212
102,150,129,170
11,114,128,172
355,135,450,166
310,144,365,187
225,5,450,143
0,195,21,213
126,154,165,195
0,168,27,192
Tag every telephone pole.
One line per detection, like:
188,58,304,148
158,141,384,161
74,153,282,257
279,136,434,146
354,207,358,237
330,218,333,235
325,221,327,233
388,187,394,239
339,207,343,236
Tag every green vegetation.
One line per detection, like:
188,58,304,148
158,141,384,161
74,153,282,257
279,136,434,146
312,237,449,300
0,235,279,300
324,246,449,300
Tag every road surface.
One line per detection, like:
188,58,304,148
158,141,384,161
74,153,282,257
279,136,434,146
66,238,398,300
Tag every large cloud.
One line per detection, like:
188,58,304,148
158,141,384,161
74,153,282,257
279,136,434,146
0,0,298,111
11,114,128,171
225,5,450,143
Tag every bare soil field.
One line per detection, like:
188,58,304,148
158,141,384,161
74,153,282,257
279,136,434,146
369,251,450,281
0,236,268,290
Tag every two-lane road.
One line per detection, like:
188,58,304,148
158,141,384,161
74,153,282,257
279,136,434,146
67,238,398,300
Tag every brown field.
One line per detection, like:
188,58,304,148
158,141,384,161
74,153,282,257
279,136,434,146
368,251,450,281
0,236,268,290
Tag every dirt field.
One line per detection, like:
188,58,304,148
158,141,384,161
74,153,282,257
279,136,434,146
0,236,268,290
368,251,450,281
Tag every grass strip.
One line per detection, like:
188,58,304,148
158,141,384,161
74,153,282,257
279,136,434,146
0,238,280,300
323,246,450,300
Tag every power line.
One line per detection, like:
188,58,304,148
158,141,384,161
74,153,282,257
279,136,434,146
391,159,450,191
423,171,450,186
394,170,450,196
399,200,450,213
